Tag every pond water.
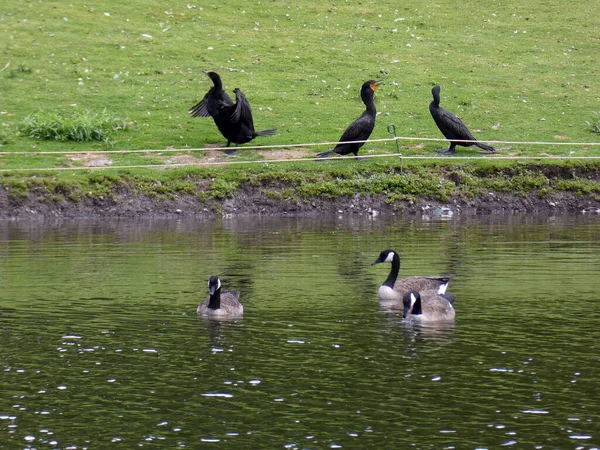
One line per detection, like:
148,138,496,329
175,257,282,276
0,214,599,449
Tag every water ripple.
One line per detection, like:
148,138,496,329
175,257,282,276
0,216,599,448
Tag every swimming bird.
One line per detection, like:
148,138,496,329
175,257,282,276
197,275,244,317
188,71,276,151
429,85,495,155
317,80,381,158
371,249,454,309
403,290,455,322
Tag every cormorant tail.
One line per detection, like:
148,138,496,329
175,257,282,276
316,150,335,158
475,142,496,153
255,128,277,137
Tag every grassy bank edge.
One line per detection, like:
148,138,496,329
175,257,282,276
1,159,599,215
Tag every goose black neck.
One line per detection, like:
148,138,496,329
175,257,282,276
383,254,400,288
412,295,423,315
208,289,221,310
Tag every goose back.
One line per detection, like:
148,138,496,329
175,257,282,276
197,291,243,317
403,291,455,322
197,275,243,317
372,249,454,307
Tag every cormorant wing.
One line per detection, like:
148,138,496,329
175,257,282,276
188,90,212,117
231,89,254,128
339,113,372,143
440,108,475,140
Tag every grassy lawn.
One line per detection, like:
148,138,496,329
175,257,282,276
0,0,599,200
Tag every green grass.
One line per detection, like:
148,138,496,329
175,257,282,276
2,159,598,207
17,109,131,143
0,0,599,201
587,112,600,134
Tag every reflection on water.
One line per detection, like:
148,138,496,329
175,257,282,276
0,215,599,448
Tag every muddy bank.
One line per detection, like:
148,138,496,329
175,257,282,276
1,160,599,220
1,186,599,220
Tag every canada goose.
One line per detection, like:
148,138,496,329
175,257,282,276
403,290,455,322
197,275,244,317
371,249,454,308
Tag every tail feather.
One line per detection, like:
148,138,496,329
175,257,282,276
475,142,496,153
443,293,456,305
316,150,335,158
255,128,277,137
437,281,450,296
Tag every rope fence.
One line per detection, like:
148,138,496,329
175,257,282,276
1,136,600,156
0,133,599,172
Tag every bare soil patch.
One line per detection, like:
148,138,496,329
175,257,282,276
66,153,112,167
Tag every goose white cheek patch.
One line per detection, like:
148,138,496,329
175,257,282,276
384,252,395,263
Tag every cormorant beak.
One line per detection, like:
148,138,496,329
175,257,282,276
370,80,383,91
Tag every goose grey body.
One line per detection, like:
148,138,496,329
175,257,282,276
372,249,454,309
197,275,243,317
403,290,455,322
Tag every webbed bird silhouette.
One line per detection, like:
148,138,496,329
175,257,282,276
429,85,495,154
189,71,276,153
317,79,381,158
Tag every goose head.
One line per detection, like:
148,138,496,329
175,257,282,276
208,275,221,295
403,291,421,319
371,249,397,265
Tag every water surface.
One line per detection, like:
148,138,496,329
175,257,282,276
0,215,599,448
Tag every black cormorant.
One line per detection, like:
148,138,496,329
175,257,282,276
189,71,276,151
317,80,381,158
429,85,495,154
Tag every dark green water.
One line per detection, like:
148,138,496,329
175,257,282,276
0,215,599,449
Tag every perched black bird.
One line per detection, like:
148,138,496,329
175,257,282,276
188,71,276,151
429,85,495,154
317,80,381,158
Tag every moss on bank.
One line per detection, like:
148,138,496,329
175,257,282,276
1,159,599,218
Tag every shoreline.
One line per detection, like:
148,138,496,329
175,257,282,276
1,159,599,221
1,188,599,221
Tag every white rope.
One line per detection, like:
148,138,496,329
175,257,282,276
1,153,600,173
0,135,599,172
1,136,599,156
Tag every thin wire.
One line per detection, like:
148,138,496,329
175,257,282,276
1,154,600,173
1,136,599,156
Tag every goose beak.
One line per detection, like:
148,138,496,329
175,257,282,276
403,305,410,319
371,257,382,266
